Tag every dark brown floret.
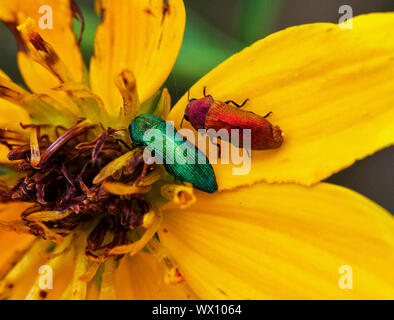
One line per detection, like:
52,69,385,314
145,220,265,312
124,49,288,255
0,122,154,261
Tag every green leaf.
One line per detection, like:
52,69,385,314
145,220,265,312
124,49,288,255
238,0,282,44
171,10,243,82
73,4,100,65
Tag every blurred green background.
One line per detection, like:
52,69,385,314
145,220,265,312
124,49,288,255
0,0,393,212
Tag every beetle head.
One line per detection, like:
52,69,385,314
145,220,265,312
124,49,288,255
184,97,214,130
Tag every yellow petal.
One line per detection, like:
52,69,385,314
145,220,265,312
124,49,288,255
0,201,30,221
61,240,90,300
114,70,140,127
0,73,76,125
86,281,100,300
159,182,394,299
115,252,198,300
0,146,11,164
29,127,40,167
0,206,35,280
0,70,10,80
0,71,30,128
102,182,151,196
15,18,83,118
0,0,84,93
90,0,185,114
79,262,100,283
18,54,81,116
99,258,117,300
168,13,394,189
53,82,108,124
152,88,172,119
25,236,75,300
0,103,28,162
0,239,49,300
17,18,75,83
0,204,53,299
0,102,29,127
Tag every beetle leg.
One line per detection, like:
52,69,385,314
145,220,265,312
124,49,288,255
116,138,132,150
245,147,251,158
209,135,221,158
225,98,249,108
172,176,187,186
180,116,185,128
263,111,273,118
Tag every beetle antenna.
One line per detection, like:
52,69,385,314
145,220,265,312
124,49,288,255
180,116,185,128
187,89,190,101
203,86,212,99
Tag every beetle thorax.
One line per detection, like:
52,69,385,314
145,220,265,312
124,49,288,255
185,97,214,129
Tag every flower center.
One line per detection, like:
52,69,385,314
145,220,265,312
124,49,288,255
0,121,157,262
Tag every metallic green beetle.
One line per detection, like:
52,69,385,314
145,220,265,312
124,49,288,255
129,114,218,193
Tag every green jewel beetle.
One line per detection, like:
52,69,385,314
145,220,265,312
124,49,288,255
129,114,218,193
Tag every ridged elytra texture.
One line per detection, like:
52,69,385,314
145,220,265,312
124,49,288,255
129,114,218,193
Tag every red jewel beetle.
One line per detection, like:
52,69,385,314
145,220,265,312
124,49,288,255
182,87,284,153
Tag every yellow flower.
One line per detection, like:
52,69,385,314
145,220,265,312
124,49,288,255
0,0,393,300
